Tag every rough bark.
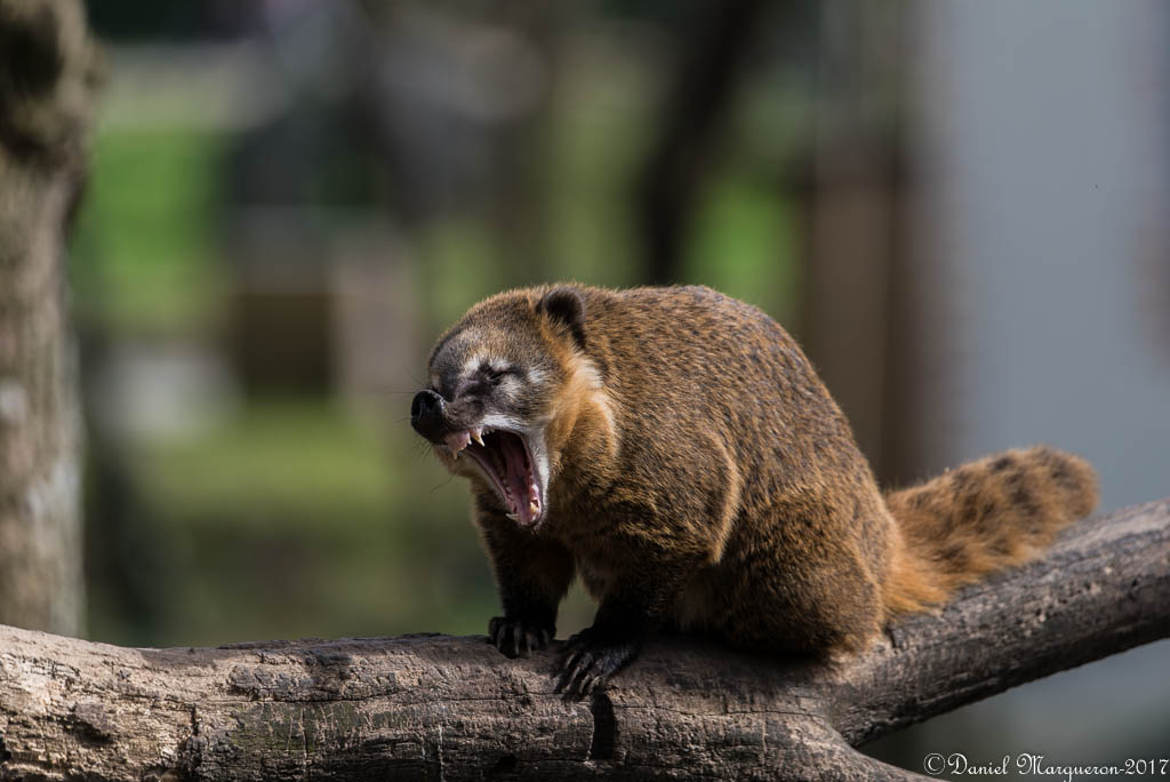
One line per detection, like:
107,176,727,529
0,498,1167,781
0,0,98,635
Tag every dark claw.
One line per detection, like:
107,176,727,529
553,628,642,700
570,666,594,697
488,616,554,659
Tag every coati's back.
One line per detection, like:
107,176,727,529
573,287,899,652
413,284,1098,694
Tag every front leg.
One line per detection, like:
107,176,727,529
555,542,701,699
476,496,575,659
555,592,650,698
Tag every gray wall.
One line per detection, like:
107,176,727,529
872,0,1170,771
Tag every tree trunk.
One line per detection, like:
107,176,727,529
0,498,1166,781
0,0,98,635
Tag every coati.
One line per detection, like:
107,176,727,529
410,284,1098,697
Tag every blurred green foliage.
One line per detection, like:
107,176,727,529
72,128,227,338
118,401,498,645
686,175,799,316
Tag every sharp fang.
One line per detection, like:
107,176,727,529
528,500,539,517
471,427,485,447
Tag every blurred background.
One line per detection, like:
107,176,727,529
66,0,1167,776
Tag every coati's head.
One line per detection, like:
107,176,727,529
411,286,610,529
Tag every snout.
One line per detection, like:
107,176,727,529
410,389,447,442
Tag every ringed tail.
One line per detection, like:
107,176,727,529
882,445,1099,615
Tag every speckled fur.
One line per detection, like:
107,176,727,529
427,284,1099,656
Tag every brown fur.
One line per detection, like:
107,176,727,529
882,446,1098,615
425,284,1099,656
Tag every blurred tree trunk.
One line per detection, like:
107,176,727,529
797,1,923,486
0,0,99,635
490,0,563,289
638,0,770,286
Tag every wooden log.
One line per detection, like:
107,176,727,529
0,498,1166,780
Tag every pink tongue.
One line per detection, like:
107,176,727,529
500,436,537,524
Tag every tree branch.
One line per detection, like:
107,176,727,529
1,499,1167,780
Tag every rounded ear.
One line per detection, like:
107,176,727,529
536,286,586,349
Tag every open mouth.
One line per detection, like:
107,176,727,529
445,427,543,527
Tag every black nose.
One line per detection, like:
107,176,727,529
411,390,446,441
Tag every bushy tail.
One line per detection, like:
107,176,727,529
882,445,1098,615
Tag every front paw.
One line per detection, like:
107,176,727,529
554,627,643,699
488,615,553,658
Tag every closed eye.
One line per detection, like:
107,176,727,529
482,364,518,384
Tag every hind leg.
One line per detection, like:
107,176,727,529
711,504,887,656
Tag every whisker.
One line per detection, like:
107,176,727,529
429,475,456,493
